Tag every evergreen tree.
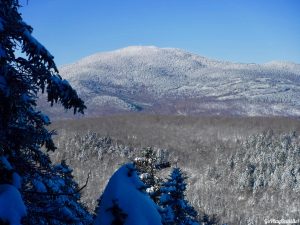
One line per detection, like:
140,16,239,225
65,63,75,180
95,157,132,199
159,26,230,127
160,168,199,225
0,0,91,223
25,161,92,224
94,163,162,225
0,156,26,224
200,213,219,225
134,147,170,203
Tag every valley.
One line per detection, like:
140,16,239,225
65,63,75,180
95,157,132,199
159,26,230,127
49,115,300,225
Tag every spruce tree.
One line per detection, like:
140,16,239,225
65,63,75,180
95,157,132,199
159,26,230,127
94,163,162,225
160,168,199,225
134,147,170,203
0,0,91,224
200,213,219,225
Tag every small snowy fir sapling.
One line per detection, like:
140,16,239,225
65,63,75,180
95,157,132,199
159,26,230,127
94,163,162,225
160,168,199,225
134,147,170,203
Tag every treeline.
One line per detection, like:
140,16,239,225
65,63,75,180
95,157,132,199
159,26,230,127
51,114,300,147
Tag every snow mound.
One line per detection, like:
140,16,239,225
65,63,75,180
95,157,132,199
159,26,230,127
0,184,27,225
94,163,162,225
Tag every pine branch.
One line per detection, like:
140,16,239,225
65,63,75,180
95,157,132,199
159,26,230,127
22,171,91,196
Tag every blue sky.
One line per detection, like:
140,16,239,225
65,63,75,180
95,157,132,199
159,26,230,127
20,0,300,66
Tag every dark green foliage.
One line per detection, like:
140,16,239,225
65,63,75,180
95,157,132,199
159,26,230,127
200,213,219,225
160,168,199,225
134,147,170,203
0,0,90,223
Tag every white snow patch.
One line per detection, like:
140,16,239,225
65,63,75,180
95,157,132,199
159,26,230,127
32,179,47,193
0,156,13,170
0,45,5,57
12,173,22,189
0,156,22,189
94,163,162,225
89,96,130,109
0,184,27,225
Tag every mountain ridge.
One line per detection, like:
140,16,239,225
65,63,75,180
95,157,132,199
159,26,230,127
41,46,300,119
61,46,300,68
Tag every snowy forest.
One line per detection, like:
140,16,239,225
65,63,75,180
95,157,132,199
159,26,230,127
1,1,300,225
49,116,300,225
0,1,218,224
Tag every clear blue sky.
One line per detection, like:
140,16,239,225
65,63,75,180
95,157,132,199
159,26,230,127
20,0,300,66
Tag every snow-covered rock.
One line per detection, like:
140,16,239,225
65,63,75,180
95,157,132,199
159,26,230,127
94,163,162,225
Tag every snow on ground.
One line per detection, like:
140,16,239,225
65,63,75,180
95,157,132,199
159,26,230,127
94,163,162,225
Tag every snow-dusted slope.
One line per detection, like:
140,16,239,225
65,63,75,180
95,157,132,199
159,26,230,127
51,46,300,117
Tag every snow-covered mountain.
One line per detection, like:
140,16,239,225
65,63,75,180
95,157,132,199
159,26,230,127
49,46,300,118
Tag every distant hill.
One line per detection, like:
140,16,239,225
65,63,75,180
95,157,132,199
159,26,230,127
40,46,300,119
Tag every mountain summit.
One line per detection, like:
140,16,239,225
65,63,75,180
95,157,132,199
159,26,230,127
46,46,300,118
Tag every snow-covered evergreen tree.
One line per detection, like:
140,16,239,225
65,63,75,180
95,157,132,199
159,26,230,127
0,0,91,224
200,214,219,225
134,147,170,203
94,163,162,225
160,168,199,225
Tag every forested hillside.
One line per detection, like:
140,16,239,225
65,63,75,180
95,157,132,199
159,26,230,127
50,115,300,225
39,46,300,119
